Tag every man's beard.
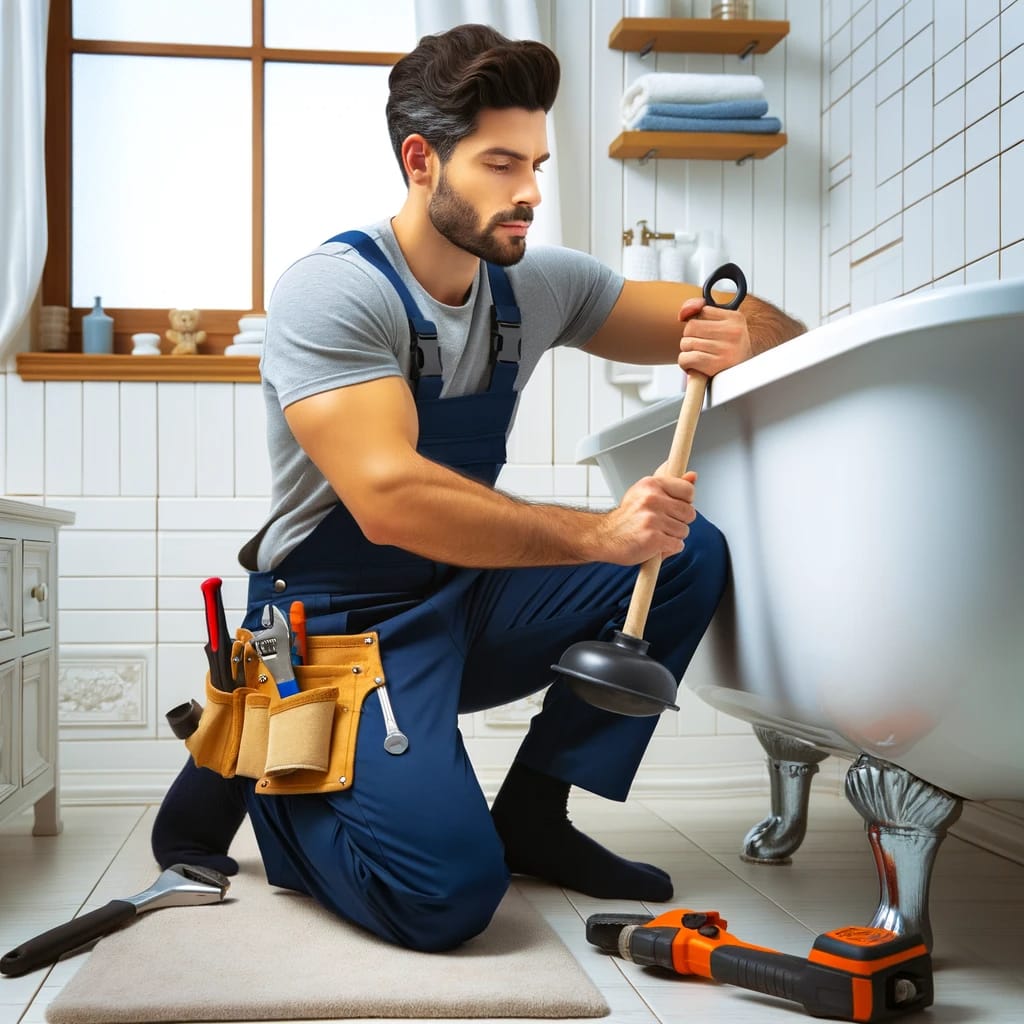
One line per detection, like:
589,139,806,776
428,170,533,267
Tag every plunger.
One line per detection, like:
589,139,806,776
552,263,748,717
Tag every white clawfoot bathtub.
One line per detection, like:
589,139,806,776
578,279,1024,948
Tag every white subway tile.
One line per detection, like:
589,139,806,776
850,229,878,263
831,55,852,100
932,177,965,278
933,86,965,146
120,384,157,497
851,258,877,310
966,158,1001,261
876,176,903,222
44,383,83,496
1002,41,1024,101
831,18,852,65
1002,91,1024,150
903,196,934,289
967,0,1001,35
60,531,156,576
877,5,904,60
157,532,253,577
876,49,903,100
158,576,248,614
932,131,965,186
964,252,1000,280
903,154,932,206
54,497,155,531
157,609,211,645
933,267,966,287
852,2,876,48
876,212,903,247
832,0,854,37
1001,237,1024,276
509,352,553,466
966,18,1001,78
829,177,853,251
876,93,903,183
829,247,852,312
157,497,269,531
195,384,235,497
81,383,119,495
156,644,210,736
1003,1,1024,55
934,43,965,100
904,0,933,39
933,2,966,60
157,384,196,497
60,609,156,645
967,109,1000,167
829,93,852,166
852,37,877,84
6,375,45,494
59,577,155,610
877,0,901,27
965,63,1000,124
830,156,853,188
904,24,934,82
552,347,591,465
233,384,270,497
904,72,934,164
873,242,905,301
851,77,878,237
1001,142,1024,244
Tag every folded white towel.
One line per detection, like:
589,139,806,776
622,72,765,122
233,330,266,345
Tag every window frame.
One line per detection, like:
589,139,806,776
43,0,406,355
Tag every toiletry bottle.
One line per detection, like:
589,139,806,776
689,231,725,289
82,296,114,354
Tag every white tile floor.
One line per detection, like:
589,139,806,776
2,791,1024,1023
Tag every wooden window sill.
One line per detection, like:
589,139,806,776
16,353,261,383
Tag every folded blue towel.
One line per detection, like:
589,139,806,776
630,114,782,134
632,99,769,124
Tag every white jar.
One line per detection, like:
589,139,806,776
131,332,161,356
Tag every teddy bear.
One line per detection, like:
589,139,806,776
166,308,207,355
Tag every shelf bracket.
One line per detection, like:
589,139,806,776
738,40,759,60
639,39,656,58
735,153,756,166
639,148,658,165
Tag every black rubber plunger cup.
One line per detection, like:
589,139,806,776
552,263,748,716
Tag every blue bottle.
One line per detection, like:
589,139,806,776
82,296,114,354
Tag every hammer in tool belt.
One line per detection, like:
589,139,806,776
587,909,933,1022
1,864,229,977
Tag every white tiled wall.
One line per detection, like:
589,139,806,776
823,0,1024,317
10,0,1021,801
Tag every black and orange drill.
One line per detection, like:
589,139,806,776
587,909,933,1022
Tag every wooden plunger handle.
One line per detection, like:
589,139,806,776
622,372,709,639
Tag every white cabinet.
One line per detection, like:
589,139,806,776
0,499,74,834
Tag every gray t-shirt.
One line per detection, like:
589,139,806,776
241,220,624,571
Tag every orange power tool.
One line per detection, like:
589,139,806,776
586,910,933,1022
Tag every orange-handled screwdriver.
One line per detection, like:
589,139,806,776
587,909,932,1022
289,600,307,664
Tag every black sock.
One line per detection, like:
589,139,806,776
490,762,673,902
151,759,248,877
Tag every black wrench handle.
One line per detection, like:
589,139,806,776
702,262,748,310
0,900,136,977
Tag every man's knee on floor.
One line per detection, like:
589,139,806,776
390,856,510,952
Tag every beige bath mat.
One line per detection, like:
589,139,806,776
45,823,609,1023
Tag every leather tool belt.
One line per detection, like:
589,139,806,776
182,630,385,796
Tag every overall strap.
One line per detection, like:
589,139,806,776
325,230,442,386
485,262,522,387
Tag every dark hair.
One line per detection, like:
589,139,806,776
386,24,560,183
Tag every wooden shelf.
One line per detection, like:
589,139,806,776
609,130,787,162
16,353,261,383
609,17,789,57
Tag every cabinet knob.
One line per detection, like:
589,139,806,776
31,583,48,602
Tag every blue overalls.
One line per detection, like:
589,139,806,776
241,231,728,951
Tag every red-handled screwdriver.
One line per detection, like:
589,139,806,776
200,577,234,692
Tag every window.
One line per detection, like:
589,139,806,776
44,0,416,352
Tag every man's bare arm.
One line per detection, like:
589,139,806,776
285,376,697,569
583,279,806,367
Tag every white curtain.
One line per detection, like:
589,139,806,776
412,0,562,246
0,0,50,362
